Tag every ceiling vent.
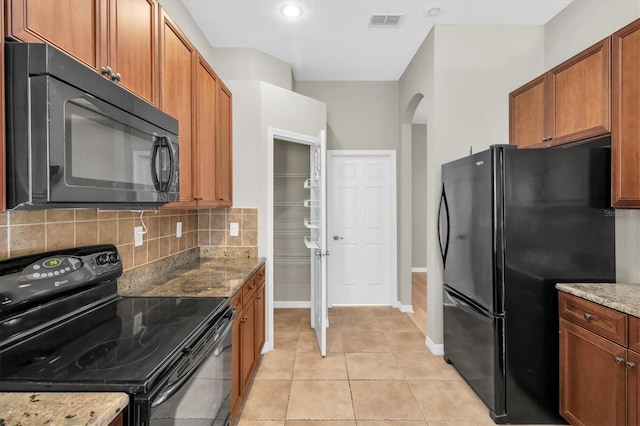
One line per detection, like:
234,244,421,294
369,14,403,27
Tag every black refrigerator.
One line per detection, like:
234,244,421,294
439,144,615,424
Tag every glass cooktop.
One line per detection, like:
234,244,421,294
0,296,227,391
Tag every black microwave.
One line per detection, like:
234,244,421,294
5,42,179,210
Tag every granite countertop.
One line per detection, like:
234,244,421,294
0,392,128,426
119,257,265,298
556,282,640,318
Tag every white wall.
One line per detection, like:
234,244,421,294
399,25,546,346
412,124,427,269
544,0,640,285
208,48,293,90
294,82,399,150
544,0,640,69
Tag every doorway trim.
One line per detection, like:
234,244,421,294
266,127,319,352
327,150,398,308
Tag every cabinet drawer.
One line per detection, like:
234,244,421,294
231,288,243,312
630,316,640,353
242,275,259,300
559,292,627,346
256,265,265,285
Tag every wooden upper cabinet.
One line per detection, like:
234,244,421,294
217,82,233,207
509,75,546,148
195,55,219,207
107,0,158,104
509,38,611,148
612,18,640,208
550,38,611,145
7,0,101,69
159,9,196,208
6,0,158,104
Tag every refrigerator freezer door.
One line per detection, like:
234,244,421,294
441,149,498,314
443,285,505,420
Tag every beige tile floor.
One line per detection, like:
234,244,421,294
237,306,497,426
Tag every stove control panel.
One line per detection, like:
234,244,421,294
23,250,121,280
0,244,123,319
25,255,83,279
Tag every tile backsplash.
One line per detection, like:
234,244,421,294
0,207,258,271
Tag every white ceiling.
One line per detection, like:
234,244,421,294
181,0,572,81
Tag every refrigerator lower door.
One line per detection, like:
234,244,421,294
443,286,505,421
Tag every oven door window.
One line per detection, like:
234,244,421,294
148,315,233,425
64,99,169,191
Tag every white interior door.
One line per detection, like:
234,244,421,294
308,131,328,356
328,151,396,306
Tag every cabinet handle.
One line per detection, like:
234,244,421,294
101,66,112,76
257,296,261,300
111,72,122,82
240,316,247,323
627,361,636,370
615,356,625,365
219,198,224,201
194,196,203,201
584,312,592,321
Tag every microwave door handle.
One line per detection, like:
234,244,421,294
150,137,162,191
164,137,176,193
151,136,175,193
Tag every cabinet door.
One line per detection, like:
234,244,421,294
559,318,626,426
216,82,233,207
8,0,101,69
612,18,640,208
240,294,256,394
509,74,547,148
549,38,611,145
195,55,219,207
108,0,157,104
159,8,196,208
255,282,265,359
629,350,640,426
230,291,242,421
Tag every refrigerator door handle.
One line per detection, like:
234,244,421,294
438,184,451,265
444,288,491,321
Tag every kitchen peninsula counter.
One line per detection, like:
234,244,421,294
119,257,266,298
0,392,128,425
556,282,640,317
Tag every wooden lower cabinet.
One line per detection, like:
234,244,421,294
231,264,266,422
559,318,626,425
559,292,640,426
108,412,123,426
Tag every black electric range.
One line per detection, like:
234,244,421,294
0,245,234,425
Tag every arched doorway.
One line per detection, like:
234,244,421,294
401,93,428,335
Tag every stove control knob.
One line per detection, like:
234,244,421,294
108,253,120,264
96,254,109,266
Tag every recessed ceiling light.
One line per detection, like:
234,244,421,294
424,3,445,17
281,4,303,18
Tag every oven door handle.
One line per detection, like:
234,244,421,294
150,309,237,408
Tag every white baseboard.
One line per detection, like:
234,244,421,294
426,336,444,355
397,303,414,313
273,301,311,309
411,267,428,273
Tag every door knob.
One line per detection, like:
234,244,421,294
333,235,343,241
